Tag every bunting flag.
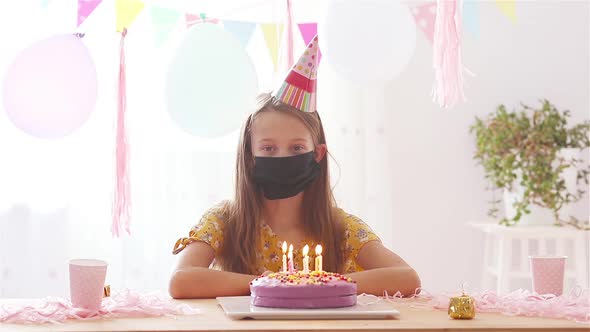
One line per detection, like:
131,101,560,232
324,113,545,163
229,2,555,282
495,0,516,23
185,13,219,28
298,23,321,62
40,0,50,8
116,0,145,32
223,21,256,47
77,0,102,27
411,2,436,44
261,23,284,71
463,0,479,38
150,5,181,46
298,23,317,47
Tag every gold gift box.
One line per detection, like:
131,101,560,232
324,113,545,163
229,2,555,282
448,294,475,319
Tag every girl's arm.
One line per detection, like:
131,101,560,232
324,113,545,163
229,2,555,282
345,241,421,297
169,242,258,299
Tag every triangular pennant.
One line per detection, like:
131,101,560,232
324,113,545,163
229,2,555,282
78,0,102,27
410,2,436,44
150,5,181,46
40,0,50,8
223,21,256,48
261,23,284,71
116,0,145,32
495,0,516,23
298,23,321,63
298,23,317,46
463,0,479,38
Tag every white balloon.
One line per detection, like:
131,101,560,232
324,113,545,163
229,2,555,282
319,0,417,82
165,24,258,138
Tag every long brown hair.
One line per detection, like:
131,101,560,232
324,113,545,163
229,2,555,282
216,93,345,274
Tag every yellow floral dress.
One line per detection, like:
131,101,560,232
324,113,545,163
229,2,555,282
173,207,380,274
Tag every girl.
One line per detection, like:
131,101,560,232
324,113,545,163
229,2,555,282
169,37,420,299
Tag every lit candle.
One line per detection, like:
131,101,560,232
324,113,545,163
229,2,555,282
302,244,310,274
315,244,323,272
288,244,294,273
282,241,288,273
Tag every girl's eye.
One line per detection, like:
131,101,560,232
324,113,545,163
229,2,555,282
293,145,306,152
262,146,275,152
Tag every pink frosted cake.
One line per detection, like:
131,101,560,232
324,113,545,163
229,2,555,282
250,271,357,309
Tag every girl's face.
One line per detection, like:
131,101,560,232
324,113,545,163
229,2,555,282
251,111,316,158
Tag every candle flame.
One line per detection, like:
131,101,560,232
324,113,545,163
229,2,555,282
288,244,293,256
302,244,309,256
315,244,322,255
282,241,287,254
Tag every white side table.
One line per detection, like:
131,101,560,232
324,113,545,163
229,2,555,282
469,223,589,294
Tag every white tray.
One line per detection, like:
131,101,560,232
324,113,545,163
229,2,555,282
216,296,400,320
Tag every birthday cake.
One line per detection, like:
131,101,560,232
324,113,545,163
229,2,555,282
250,271,357,309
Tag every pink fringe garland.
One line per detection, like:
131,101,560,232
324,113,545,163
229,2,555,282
112,28,131,237
367,287,590,324
3,288,588,324
285,0,294,68
0,289,199,324
432,0,465,109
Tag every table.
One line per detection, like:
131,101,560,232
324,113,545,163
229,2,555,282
469,223,589,294
1,298,587,332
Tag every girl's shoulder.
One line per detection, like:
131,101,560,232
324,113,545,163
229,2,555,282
332,207,371,230
332,207,381,247
189,201,232,236
173,201,232,255
198,200,232,225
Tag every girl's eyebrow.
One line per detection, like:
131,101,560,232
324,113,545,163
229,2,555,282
291,138,309,143
258,138,309,143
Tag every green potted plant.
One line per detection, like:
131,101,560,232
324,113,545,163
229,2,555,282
470,100,590,228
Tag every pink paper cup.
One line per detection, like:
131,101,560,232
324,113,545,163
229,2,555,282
529,256,567,296
69,259,108,311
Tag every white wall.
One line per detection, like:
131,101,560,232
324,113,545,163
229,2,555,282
321,1,589,292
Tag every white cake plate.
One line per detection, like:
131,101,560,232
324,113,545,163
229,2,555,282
217,296,400,320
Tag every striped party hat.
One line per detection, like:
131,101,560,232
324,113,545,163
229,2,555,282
274,35,318,113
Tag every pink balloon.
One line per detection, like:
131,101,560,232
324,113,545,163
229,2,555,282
2,34,97,139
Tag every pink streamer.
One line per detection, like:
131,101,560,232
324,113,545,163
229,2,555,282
381,287,590,324
3,288,586,324
432,0,465,108
285,0,294,68
112,28,130,238
185,14,220,28
0,290,199,324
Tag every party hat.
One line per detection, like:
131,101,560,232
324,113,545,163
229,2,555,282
274,35,318,112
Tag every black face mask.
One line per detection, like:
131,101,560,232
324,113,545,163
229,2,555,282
253,151,321,200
